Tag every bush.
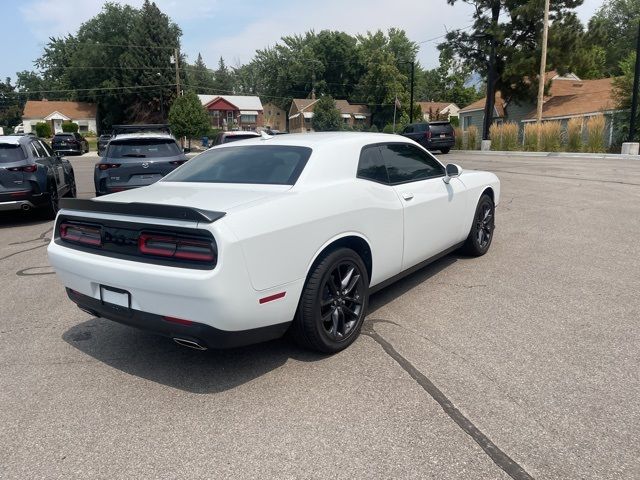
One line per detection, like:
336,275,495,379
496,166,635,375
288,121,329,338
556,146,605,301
449,116,460,127
540,121,562,152
454,127,463,150
566,117,583,152
584,115,606,153
35,122,52,138
61,121,78,133
368,124,378,133
382,123,395,134
466,125,479,150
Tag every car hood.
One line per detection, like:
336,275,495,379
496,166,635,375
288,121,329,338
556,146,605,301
95,181,292,213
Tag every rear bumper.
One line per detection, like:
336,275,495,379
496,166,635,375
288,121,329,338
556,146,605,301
67,289,290,349
425,138,455,150
0,200,36,211
0,191,47,211
54,146,83,154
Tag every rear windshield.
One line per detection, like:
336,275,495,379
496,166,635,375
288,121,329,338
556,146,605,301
164,145,312,185
106,138,181,158
222,134,260,143
0,144,27,162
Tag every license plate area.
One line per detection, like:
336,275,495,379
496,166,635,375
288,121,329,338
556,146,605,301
100,285,131,310
440,134,447,138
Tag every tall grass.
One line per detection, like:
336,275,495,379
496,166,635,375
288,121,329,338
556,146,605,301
523,123,540,151
454,127,463,150
466,125,479,150
489,122,518,151
584,115,606,153
540,121,562,152
566,117,583,152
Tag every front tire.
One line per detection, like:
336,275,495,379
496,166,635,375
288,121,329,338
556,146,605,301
461,194,495,256
290,248,369,353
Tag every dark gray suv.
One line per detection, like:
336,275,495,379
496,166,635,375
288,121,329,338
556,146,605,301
94,125,188,196
0,135,76,217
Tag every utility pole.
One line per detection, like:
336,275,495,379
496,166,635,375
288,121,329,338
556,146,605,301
629,20,640,142
481,3,500,142
409,61,415,123
174,47,181,97
536,0,551,148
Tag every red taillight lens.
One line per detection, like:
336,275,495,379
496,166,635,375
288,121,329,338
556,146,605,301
138,233,215,263
163,316,194,326
8,165,37,173
169,160,186,166
98,163,121,170
425,130,432,139
60,223,102,246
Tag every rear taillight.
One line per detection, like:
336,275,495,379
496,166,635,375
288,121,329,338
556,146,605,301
60,223,102,247
98,163,121,170
425,130,432,140
7,165,37,173
138,233,216,263
169,160,187,166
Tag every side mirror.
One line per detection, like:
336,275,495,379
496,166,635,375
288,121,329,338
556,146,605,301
183,147,191,154
443,163,462,184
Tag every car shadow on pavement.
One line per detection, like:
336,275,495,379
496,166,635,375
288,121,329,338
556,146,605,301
0,210,53,229
62,317,325,394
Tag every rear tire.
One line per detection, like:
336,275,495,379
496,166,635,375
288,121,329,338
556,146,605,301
440,147,450,154
290,248,369,353
461,194,495,256
44,182,60,219
64,175,76,198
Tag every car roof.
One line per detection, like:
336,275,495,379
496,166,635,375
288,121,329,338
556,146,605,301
213,131,413,149
222,131,260,136
110,132,176,141
0,135,35,145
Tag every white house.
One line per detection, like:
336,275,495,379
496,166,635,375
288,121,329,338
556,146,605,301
22,100,97,134
417,101,460,121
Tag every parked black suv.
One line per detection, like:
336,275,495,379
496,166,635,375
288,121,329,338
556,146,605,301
0,135,76,217
94,124,188,196
52,132,89,155
400,121,455,154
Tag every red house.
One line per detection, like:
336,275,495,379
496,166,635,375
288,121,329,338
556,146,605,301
198,94,264,131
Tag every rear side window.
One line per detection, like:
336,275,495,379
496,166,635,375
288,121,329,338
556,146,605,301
39,140,54,156
107,139,182,158
164,145,311,185
380,143,445,184
0,144,27,163
31,141,47,158
357,145,389,184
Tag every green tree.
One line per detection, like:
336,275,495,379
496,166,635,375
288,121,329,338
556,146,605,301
168,90,210,144
311,95,342,131
443,0,585,105
35,122,52,138
212,57,234,94
15,71,48,100
612,53,639,143
586,0,640,76
0,78,23,132
187,53,215,91
61,121,79,133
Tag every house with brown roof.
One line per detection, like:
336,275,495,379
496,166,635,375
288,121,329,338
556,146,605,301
458,72,620,146
288,98,371,133
262,102,286,131
22,100,97,135
417,101,460,121
197,94,264,131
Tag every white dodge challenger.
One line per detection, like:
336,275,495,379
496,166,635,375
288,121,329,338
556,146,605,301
48,132,499,353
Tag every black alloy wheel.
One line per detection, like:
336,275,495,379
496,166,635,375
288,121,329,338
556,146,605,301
461,194,495,256
290,247,369,353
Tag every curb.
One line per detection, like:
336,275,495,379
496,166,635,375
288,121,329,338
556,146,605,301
453,150,640,160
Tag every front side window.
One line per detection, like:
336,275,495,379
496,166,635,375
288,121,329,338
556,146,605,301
164,145,312,186
380,143,444,184
106,139,182,158
357,145,389,184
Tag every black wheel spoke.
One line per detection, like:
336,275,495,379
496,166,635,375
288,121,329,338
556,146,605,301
344,274,360,295
343,296,362,305
320,260,366,341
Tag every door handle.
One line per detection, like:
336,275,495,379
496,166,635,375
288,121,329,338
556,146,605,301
402,193,414,201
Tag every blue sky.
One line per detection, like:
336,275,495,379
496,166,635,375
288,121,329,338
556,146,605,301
0,0,604,83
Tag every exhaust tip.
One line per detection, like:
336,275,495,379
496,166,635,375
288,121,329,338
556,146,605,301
173,337,207,351
20,204,31,211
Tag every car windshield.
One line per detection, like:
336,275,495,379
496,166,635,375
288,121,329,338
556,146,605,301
106,138,181,158
164,145,312,185
223,134,260,143
0,144,26,163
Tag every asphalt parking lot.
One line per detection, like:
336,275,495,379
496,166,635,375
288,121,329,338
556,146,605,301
1,151,639,479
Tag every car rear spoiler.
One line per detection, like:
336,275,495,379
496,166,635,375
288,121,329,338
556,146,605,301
59,198,225,224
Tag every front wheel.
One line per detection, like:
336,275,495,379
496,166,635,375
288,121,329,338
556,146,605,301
461,194,495,256
290,248,369,353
